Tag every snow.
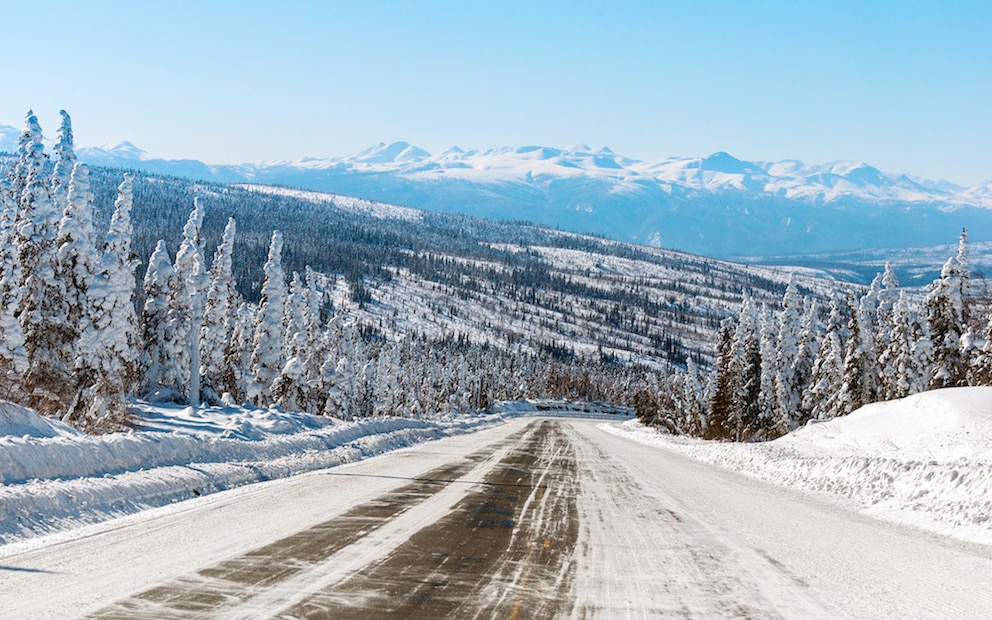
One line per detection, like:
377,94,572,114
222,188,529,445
0,400,506,545
604,386,992,545
237,184,423,222
0,402,80,439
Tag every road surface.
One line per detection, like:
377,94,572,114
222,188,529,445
3,417,992,618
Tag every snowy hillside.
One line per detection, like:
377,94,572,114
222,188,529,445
607,387,992,544
52,168,843,371
65,137,992,257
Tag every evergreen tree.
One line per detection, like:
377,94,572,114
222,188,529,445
839,294,878,414
93,174,141,394
140,240,183,397
772,278,804,431
56,163,101,422
806,295,846,420
50,110,77,208
790,301,819,425
757,306,782,437
0,190,27,397
926,257,968,389
971,311,992,385
173,199,207,402
729,295,762,440
248,231,287,406
200,216,238,402
957,228,971,324
16,111,74,414
708,318,737,440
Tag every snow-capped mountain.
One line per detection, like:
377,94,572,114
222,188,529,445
40,135,992,257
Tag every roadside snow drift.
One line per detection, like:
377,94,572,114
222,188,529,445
0,401,504,545
606,387,992,545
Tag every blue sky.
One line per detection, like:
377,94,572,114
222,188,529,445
3,0,990,184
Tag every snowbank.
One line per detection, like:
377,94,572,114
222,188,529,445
0,402,81,439
604,387,992,545
0,401,505,545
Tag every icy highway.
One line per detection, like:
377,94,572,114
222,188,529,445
4,417,992,618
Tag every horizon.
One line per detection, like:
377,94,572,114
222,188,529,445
4,1,990,185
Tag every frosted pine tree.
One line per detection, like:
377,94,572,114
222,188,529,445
875,263,900,393
94,174,141,391
971,311,992,386
140,241,183,398
220,301,256,403
839,295,878,415
173,199,207,402
56,163,100,422
50,110,77,208
248,231,287,406
16,112,75,415
728,295,762,440
757,306,782,437
887,291,932,397
806,295,846,420
957,228,971,324
926,257,967,389
707,317,737,440
0,193,27,396
200,217,238,402
71,174,140,427
772,278,803,430
789,301,819,425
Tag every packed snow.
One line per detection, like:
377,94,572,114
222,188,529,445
604,386,992,544
0,400,506,546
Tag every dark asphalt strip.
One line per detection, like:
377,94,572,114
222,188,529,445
282,420,580,619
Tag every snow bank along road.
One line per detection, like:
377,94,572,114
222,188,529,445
3,417,992,618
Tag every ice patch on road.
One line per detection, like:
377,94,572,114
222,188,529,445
603,386,992,545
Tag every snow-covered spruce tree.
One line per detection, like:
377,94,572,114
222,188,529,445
248,230,287,406
101,176,140,380
270,272,312,411
957,228,971,325
50,110,77,208
56,163,101,424
0,189,28,398
757,306,785,438
892,291,932,397
731,295,762,441
805,294,846,420
926,256,968,389
789,300,819,426
74,173,141,428
200,216,238,403
220,301,256,403
707,317,737,440
772,278,803,432
971,311,992,385
16,111,75,415
874,263,900,397
839,294,879,415
140,240,184,398
173,198,206,402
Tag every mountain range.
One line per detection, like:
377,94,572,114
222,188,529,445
3,124,990,258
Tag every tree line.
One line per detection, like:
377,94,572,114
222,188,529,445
635,230,992,441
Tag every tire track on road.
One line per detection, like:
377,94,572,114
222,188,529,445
279,420,580,619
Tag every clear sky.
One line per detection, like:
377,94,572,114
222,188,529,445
3,0,990,184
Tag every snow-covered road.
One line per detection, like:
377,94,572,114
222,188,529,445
3,417,992,618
